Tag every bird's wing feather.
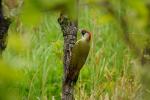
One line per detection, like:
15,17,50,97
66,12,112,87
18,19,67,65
70,40,82,68
67,40,90,82
66,40,81,82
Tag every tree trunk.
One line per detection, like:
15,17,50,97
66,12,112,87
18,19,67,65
0,0,11,56
58,13,78,100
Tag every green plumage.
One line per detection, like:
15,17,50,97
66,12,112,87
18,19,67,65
66,38,90,83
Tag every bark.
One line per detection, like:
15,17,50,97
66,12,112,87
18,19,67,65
58,13,78,100
0,0,11,56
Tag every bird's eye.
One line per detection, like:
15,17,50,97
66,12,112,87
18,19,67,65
81,30,86,35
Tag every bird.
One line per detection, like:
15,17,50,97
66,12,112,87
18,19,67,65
66,29,91,84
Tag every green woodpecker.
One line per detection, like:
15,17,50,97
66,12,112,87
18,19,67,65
66,29,91,84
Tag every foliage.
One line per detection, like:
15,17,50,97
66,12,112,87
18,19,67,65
1,0,150,100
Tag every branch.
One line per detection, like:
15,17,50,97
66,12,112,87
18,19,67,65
100,0,141,56
58,13,78,100
0,0,11,56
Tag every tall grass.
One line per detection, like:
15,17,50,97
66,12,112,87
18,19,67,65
2,4,141,100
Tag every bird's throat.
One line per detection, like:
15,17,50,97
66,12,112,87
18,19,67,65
83,33,91,41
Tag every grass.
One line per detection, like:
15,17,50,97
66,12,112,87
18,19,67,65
1,3,141,100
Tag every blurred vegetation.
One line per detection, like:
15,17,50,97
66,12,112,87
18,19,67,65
0,0,150,100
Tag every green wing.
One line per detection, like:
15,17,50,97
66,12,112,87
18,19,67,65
70,40,81,69
66,39,90,83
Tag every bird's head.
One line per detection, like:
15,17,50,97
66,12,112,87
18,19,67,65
80,29,91,41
